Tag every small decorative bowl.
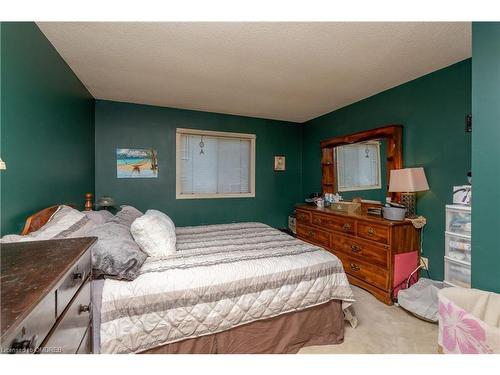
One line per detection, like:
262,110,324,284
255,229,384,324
382,206,406,221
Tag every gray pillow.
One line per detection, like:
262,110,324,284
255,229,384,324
86,221,147,281
108,205,143,226
83,210,114,225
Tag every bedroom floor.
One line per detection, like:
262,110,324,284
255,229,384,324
299,286,438,354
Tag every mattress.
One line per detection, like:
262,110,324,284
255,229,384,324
99,222,354,354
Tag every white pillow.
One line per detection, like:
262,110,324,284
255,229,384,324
130,210,176,257
146,209,175,231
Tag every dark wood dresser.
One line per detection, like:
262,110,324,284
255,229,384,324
1,237,96,354
295,204,420,305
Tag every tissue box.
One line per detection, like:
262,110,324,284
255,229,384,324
328,201,361,214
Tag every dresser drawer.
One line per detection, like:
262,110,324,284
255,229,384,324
335,252,389,291
296,210,312,225
41,281,91,354
297,224,330,248
56,249,91,318
331,234,389,268
311,213,355,235
1,292,56,353
76,323,92,354
357,221,389,244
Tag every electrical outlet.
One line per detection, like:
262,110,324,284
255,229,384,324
420,257,429,269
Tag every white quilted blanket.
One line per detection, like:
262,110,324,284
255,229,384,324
100,222,354,353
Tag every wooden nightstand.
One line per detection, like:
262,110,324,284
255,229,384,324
1,237,97,354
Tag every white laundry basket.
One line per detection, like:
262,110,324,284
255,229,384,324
438,287,500,354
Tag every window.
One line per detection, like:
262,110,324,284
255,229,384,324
176,128,256,199
336,141,381,192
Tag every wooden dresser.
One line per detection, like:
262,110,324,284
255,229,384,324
296,204,420,304
1,237,96,354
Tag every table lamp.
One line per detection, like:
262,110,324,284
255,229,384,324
388,167,429,218
96,196,115,210
0,158,6,170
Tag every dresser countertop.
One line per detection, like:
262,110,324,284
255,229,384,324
295,203,411,226
0,237,97,341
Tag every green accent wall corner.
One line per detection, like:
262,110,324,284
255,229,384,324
471,22,500,293
0,22,95,235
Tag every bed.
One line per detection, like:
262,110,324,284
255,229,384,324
8,199,355,354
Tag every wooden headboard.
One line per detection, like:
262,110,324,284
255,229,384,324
20,193,94,235
21,206,61,235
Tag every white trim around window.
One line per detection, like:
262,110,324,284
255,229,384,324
176,128,256,199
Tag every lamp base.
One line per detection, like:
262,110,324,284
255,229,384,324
401,192,417,218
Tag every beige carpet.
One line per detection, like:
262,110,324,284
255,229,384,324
299,286,438,354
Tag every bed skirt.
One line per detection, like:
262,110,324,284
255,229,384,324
140,299,344,354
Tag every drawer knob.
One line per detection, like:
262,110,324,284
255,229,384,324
342,223,351,232
313,217,321,224
79,304,91,315
307,230,314,238
349,263,360,272
367,227,375,236
351,244,361,253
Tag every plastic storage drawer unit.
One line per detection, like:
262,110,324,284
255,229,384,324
444,256,471,288
445,205,471,237
445,232,471,263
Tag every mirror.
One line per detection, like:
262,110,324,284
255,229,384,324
336,141,382,192
320,125,402,202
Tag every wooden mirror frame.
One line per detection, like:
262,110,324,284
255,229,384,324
319,125,403,201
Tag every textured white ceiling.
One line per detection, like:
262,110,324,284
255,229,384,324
37,22,471,123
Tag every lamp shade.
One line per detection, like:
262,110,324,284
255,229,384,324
388,167,429,192
0,158,6,170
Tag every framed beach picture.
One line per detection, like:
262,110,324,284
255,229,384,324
116,148,158,178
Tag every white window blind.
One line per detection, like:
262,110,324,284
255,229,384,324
176,129,256,199
336,141,381,192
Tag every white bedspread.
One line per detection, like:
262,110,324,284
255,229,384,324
100,222,354,353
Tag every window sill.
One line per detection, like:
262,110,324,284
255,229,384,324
176,193,255,200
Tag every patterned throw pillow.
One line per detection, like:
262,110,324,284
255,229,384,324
108,205,143,226
83,210,114,225
86,220,147,281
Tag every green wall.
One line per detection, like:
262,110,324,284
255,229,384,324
3,23,489,289
94,100,302,228
471,23,500,293
302,59,472,281
0,22,95,235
